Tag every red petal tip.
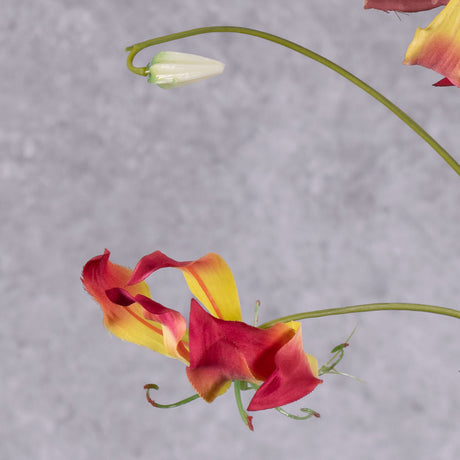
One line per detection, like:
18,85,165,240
433,77,454,87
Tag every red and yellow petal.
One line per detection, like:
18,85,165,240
82,250,173,358
128,251,242,321
186,300,267,401
106,289,189,363
185,300,322,409
404,0,460,87
247,325,322,411
364,0,449,12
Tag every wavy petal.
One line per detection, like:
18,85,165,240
247,326,323,411
185,300,321,409
106,289,189,363
81,250,171,357
364,0,448,12
128,251,242,321
404,0,460,87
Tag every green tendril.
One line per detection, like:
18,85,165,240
233,381,254,431
126,26,460,176
144,383,200,408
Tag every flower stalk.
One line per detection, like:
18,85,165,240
260,302,460,329
126,26,460,177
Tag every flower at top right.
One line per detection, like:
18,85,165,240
365,0,460,87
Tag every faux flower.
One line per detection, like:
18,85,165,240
404,0,460,87
364,0,460,86
147,51,225,89
364,0,448,12
82,250,322,412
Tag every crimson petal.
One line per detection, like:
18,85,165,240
364,0,448,12
247,327,323,411
186,300,322,410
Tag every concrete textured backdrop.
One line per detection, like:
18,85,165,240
1,1,459,459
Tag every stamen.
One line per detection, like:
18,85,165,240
233,381,255,431
319,325,357,376
144,383,200,408
275,406,320,420
326,369,365,383
253,300,261,326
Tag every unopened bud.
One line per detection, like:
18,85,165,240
147,51,225,89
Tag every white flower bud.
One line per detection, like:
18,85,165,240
147,51,225,89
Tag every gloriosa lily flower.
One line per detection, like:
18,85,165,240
82,250,322,413
147,51,225,89
365,0,460,87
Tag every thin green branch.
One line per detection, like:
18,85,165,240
126,26,460,176
259,303,460,329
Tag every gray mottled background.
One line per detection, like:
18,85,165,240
2,1,459,459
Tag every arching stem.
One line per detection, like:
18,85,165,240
259,302,460,329
126,26,460,176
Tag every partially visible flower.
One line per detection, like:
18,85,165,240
364,0,459,86
82,250,322,412
364,0,448,12
404,0,460,87
147,51,225,89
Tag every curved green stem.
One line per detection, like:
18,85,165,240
259,303,460,329
126,26,460,176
